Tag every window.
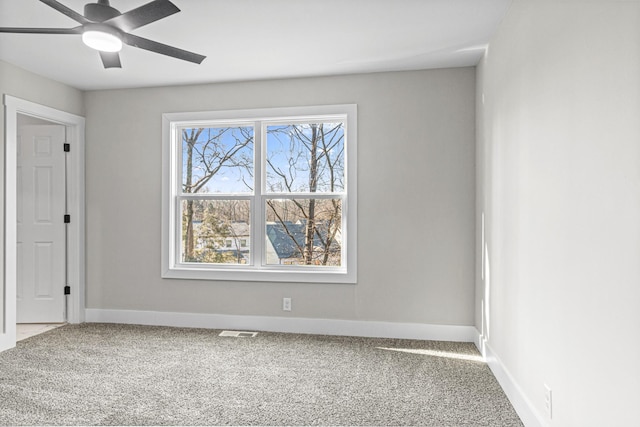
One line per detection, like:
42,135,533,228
162,105,357,283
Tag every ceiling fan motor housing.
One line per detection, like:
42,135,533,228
84,1,120,22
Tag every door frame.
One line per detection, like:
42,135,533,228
1,95,85,352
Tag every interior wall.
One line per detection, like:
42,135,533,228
477,1,640,425
0,60,84,333
84,68,476,327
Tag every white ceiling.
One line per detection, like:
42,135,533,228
0,0,511,91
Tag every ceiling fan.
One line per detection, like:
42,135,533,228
0,0,206,69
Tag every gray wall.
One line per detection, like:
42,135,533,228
477,1,640,425
0,60,84,333
84,68,476,326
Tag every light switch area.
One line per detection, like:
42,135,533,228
544,384,553,419
283,297,292,311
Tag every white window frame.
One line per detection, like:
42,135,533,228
161,105,357,283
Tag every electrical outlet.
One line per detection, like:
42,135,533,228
282,297,292,311
544,384,552,419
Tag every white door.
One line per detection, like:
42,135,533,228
17,124,66,323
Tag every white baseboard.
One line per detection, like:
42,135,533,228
478,335,547,427
85,308,477,342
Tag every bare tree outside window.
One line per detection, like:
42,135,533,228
181,127,253,263
265,123,345,266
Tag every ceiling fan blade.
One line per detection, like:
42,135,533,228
99,51,122,69
0,27,81,34
123,33,206,64
104,0,180,32
40,0,90,24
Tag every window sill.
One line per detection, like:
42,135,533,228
162,266,356,284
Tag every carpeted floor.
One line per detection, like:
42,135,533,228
0,323,523,426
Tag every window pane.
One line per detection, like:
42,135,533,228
182,126,254,194
265,198,342,266
266,123,345,193
181,199,251,264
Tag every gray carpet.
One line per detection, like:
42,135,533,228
0,323,523,426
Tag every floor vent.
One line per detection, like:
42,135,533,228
219,330,258,338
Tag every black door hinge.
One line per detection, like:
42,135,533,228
64,214,71,223
64,286,71,295
64,143,70,152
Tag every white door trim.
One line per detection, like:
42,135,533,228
2,95,85,352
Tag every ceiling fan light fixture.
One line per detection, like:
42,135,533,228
82,25,122,52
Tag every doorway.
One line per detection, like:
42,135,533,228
1,95,85,353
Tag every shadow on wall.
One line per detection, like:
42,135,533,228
479,212,491,355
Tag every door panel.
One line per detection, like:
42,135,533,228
17,125,66,323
